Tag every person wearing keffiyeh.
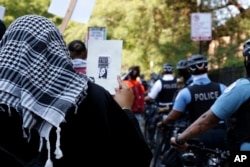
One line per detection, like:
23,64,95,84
0,15,152,167
0,14,88,167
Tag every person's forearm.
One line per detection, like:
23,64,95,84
163,115,176,125
178,110,219,143
144,95,152,102
162,110,183,125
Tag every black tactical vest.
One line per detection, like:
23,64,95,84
186,82,221,123
156,78,178,106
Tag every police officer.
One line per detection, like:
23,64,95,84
170,40,250,152
176,59,193,88
159,59,193,166
144,63,178,148
158,54,227,149
172,59,193,104
145,63,178,111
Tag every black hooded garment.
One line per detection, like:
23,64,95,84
0,81,153,167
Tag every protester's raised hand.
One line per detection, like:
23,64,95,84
113,76,134,110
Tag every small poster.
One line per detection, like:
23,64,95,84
88,27,107,40
87,40,123,95
85,27,107,48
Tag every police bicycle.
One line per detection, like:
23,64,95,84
180,138,230,167
143,100,161,149
150,123,187,167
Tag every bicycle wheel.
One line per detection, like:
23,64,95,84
150,129,169,167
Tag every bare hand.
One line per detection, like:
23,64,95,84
170,137,188,151
158,106,169,113
113,76,134,109
156,120,167,132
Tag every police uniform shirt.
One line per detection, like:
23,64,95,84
147,74,175,99
173,73,227,113
210,78,250,151
185,76,193,87
211,78,250,118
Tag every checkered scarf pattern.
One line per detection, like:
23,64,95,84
0,15,88,165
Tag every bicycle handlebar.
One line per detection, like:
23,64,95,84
187,143,230,160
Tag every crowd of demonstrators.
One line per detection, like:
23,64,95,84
7,14,250,167
171,39,250,154
0,15,152,167
123,65,146,133
68,39,87,74
156,54,228,166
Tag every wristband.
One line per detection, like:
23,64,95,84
175,134,185,145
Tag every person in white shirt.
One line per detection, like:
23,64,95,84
145,63,178,110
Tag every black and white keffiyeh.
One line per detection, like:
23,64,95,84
0,15,88,166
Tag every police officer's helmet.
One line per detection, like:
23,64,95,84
176,59,188,70
150,72,159,81
163,63,174,73
187,54,208,75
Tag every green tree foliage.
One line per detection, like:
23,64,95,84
1,0,250,77
85,0,201,75
0,0,53,26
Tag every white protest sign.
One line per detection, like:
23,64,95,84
87,40,123,95
237,0,250,9
191,13,212,41
0,6,5,20
48,0,96,24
